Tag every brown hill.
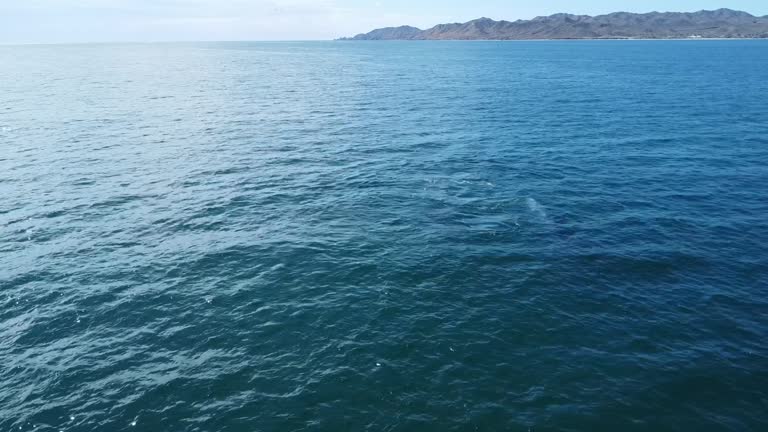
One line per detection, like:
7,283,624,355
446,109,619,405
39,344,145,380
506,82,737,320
343,9,768,40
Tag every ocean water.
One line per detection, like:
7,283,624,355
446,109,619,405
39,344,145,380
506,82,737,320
1,40,767,431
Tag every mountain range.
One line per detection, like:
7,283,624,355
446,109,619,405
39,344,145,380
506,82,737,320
343,9,768,40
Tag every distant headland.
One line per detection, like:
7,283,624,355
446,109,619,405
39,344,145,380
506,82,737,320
341,8,768,40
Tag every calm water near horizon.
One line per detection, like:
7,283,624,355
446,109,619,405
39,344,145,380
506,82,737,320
1,40,768,431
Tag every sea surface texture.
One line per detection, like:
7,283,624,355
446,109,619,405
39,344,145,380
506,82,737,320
1,41,767,431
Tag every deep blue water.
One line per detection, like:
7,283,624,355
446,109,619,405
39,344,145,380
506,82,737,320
1,40,768,431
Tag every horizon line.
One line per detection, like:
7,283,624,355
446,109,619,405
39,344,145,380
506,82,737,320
3,7,767,45
4,38,768,47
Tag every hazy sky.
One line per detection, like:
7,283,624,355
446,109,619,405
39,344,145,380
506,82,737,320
2,1,767,43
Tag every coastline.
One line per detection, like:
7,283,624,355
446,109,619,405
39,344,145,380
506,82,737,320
346,10,768,42
337,37,768,42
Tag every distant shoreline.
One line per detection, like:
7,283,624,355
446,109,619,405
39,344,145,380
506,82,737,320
345,9,768,41
2,38,767,47
336,37,767,42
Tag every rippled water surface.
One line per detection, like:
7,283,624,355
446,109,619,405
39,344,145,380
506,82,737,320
2,41,768,431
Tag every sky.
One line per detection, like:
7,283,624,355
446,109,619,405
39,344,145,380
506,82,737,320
1,0,767,43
